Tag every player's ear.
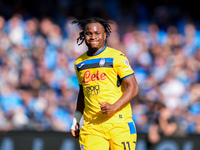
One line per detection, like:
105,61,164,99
104,32,106,40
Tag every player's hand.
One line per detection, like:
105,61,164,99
99,102,117,114
70,123,80,139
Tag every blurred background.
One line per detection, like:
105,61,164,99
0,0,200,150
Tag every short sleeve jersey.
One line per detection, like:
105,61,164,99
75,46,134,124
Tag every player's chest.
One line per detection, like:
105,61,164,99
77,58,116,84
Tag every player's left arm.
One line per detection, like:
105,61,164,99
99,75,139,114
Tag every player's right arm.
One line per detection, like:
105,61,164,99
70,85,85,139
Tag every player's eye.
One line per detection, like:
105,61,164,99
85,32,92,36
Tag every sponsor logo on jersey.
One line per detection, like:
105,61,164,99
86,85,100,95
82,70,106,83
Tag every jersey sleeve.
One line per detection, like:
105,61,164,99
114,53,134,79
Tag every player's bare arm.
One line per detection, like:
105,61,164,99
71,85,84,138
99,75,139,114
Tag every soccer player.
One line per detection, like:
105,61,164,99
70,17,139,150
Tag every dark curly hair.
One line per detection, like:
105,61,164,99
71,17,112,46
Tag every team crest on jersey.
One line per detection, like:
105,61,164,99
81,144,84,150
99,58,105,67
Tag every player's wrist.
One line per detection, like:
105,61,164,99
71,111,83,130
112,102,120,112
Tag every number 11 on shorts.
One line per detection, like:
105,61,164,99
121,142,131,150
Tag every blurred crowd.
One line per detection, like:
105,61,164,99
109,20,200,140
0,14,86,132
0,13,200,142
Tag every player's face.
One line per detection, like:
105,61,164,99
84,22,106,54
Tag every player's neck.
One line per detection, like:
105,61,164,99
88,46,106,55
88,47,99,55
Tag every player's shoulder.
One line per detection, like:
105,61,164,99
106,47,130,66
74,51,88,65
106,46,125,57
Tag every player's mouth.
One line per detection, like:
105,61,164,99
88,41,100,47
89,40,99,43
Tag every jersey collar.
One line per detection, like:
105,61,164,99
87,46,106,56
